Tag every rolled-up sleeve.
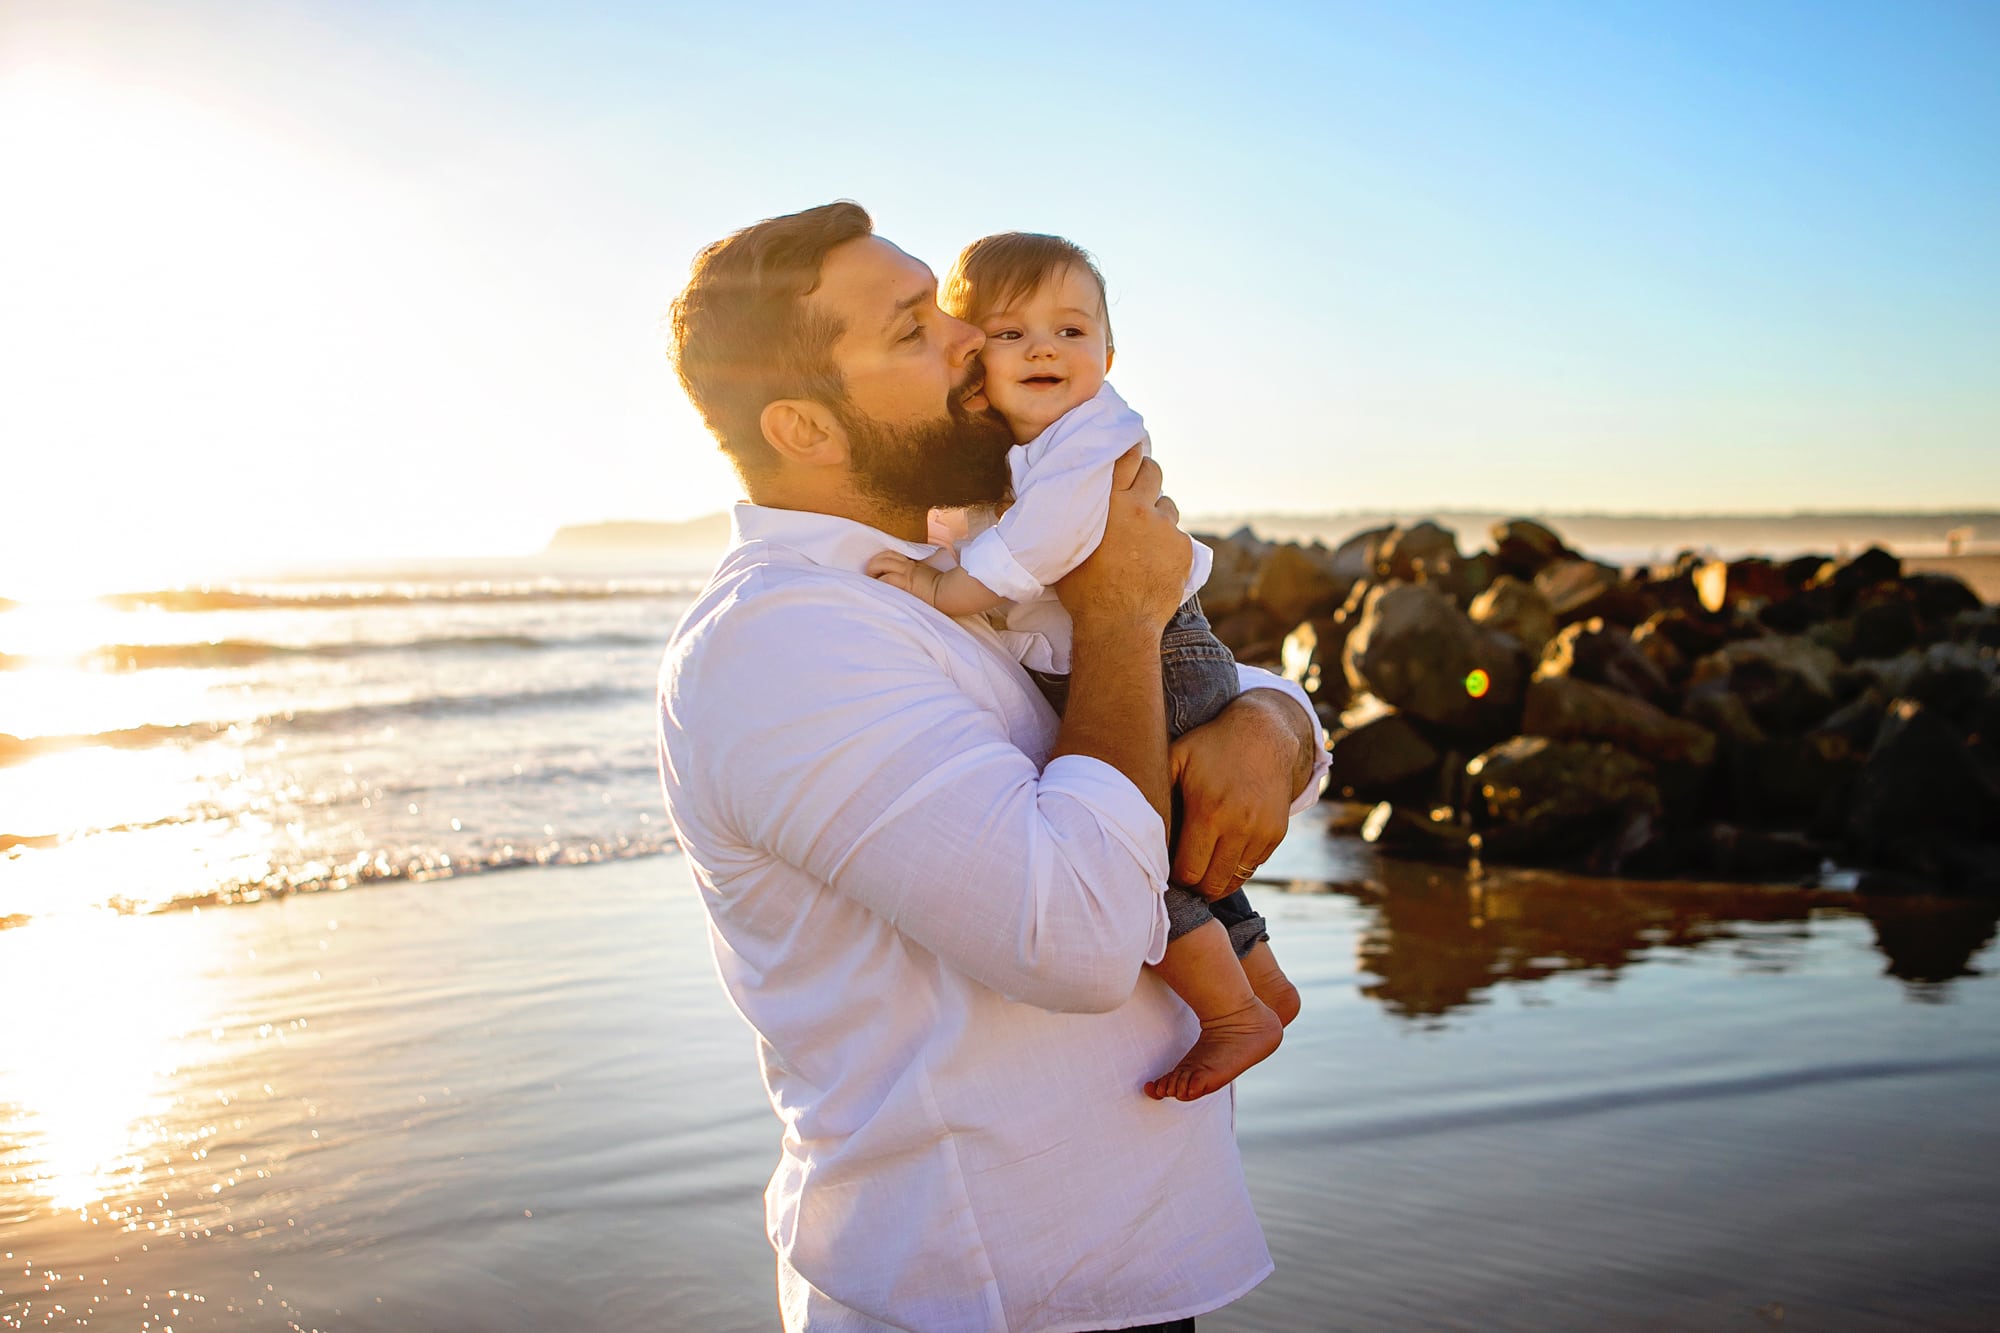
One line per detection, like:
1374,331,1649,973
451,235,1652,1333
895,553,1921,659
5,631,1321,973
665,575,1171,1012
1235,662,1332,813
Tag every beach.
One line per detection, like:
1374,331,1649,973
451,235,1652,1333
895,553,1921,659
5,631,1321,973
6,825,1998,1331
4,539,1998,1328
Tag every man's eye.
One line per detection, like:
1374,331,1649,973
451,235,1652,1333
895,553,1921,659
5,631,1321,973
900,324,924,344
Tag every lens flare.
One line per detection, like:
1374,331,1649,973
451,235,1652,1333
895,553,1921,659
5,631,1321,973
1465,668,1491,699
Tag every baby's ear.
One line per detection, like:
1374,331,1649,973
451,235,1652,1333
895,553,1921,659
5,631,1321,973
1104,346,1115,373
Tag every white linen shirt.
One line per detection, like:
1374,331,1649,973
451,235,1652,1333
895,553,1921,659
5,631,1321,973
657,502,1327,1333
956,382,1214,674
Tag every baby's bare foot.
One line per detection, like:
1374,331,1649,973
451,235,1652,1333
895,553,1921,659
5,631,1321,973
1144,998,1283,1102
1241,942,1301,1028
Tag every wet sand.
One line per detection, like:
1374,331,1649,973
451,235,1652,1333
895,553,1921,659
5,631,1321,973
4,819,1999,1331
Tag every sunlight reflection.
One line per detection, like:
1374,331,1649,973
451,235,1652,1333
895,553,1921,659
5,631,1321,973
0,913,203,1213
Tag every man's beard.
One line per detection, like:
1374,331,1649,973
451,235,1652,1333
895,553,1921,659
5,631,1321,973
840,376,1015,514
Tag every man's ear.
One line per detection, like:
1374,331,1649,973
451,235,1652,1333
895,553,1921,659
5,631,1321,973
759,399,848,467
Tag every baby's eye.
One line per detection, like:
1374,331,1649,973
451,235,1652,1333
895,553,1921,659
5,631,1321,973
987,329,1021,341
1059,326,1085,338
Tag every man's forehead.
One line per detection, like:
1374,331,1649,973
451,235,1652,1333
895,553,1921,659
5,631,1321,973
813,235,936,333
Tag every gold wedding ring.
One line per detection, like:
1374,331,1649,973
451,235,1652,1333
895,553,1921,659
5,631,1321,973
1234,864,1256,879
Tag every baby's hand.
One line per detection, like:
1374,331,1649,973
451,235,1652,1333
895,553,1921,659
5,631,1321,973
866,550,942,607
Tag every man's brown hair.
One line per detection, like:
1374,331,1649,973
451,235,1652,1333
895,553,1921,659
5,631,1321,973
668,201,874,476
940,232,1113,354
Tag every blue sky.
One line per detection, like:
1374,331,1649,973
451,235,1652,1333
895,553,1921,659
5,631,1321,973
3,0,1995,577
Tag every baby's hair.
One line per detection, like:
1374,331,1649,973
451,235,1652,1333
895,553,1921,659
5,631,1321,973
942,232,1114,354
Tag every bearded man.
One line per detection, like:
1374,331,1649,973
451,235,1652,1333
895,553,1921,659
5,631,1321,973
657,201,1326,1332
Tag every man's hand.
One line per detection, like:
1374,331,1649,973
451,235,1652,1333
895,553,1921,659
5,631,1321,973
1055,446,1189,634
1169,688,1318,897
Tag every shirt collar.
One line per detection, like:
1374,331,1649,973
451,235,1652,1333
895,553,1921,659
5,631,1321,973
730,502,939,575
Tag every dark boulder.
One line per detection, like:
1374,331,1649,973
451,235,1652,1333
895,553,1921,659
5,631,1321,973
1808,547,1902,614
1949,606,2000,647
1281,616,1351,699
1209,605,1286,664
1360,801,1475,863
1723,558,1792,607
1377,521,1462,589
1325,700,1441,802
1757,590,1832,635
1687,823,1825,881
1633,607,1735,663
1687,636,1842,735
1343,581,1527,737
1846,699,2000,861
1536,618,1674,707
1971,686,2000,753
1468,575,1557,657
1683,686,1768,747
1490,518,1573,579
1195,527,1267,617
1329,526,1395,586
1536,559,1636,625
1866,834,2000,899
1906,662,1994,728
1848,583,1921,660
1781,555,1833,591
1522,674,1717,768
1905,572,1984,624
1249,543,1350,628
1465,737,1662,864
1810,688,1888,752
1727,733,1858,833
1536,560,1616,624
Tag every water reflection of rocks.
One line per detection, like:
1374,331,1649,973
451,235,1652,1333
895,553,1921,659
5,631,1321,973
1284,859,2000,1021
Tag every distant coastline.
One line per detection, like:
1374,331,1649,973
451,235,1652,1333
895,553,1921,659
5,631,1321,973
547,510,1997,561
544,514,733,551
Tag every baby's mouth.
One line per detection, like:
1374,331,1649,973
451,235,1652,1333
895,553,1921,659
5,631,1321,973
1020,375,1065,388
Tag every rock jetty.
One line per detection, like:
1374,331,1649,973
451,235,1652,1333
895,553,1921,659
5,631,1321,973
1194,519,2000,897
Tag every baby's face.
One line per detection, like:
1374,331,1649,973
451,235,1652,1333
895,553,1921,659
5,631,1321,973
973,264,1113,443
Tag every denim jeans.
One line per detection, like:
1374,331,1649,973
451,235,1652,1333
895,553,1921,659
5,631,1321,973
1032,597,1267,957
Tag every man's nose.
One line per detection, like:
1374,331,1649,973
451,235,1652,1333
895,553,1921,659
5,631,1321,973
944,313,983,364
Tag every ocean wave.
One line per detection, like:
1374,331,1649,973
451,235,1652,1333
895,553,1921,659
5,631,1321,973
30,631,662,672
133,831,682,917
93,583,698,612
1,684,649,766
0,723,219,765
0,828,681,929
270,683,649,732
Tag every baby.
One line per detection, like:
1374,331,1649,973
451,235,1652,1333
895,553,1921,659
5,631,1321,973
868,233,1299,1101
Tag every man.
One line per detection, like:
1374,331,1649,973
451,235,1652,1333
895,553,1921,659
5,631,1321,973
658,201,1327,1331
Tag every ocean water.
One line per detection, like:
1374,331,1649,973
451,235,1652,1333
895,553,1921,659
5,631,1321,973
0,553,724,926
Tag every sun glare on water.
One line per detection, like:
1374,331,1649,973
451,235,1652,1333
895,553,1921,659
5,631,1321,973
0,913,206,1214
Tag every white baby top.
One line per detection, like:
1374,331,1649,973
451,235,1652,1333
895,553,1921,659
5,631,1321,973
954,382,1213,674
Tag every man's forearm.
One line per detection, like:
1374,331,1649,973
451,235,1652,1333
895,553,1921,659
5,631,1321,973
1052,615,1173,831
1231,685,1320,802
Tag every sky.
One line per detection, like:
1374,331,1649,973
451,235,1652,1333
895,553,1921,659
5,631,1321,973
2,0,1997,589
